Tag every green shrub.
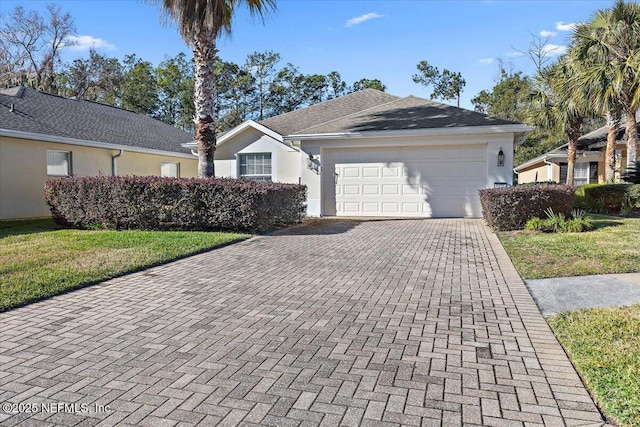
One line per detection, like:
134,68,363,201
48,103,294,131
45,176,307,233
525,208,593,233
479,184,576,231
627,184,640,208
583,184,632,214
525,217,546,231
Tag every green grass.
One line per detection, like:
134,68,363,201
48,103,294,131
499,215,640,279
548,306,640,427
0,219,249,311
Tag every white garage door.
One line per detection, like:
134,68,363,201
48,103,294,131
330,146,486,218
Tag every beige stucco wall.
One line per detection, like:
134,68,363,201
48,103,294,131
0,136,197,220
517,163,556,183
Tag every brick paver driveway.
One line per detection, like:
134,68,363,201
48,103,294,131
1,219,607,426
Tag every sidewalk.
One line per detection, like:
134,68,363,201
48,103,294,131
525,273,640,317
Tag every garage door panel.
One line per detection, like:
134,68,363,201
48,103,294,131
343,185,360,195
402,184,420,195
362,184,379,195
382,202,399,213
363,202,380,213
343,167,360,178
362,167,380,178
382,166,402,177
381,184,399,195
331,146,487,218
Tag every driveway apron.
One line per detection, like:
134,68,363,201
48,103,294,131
0,219,607,426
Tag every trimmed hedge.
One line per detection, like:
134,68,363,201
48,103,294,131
479,184,576,231
45,176,307,232
582,184,636,215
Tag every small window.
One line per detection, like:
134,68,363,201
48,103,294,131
47,150,71,176
574,163,589,186
161,162,180,178
239,153,272,181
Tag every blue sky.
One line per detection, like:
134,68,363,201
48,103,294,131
2,0,615,109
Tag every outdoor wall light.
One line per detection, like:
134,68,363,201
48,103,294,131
497,148,505,167
307,153,320,173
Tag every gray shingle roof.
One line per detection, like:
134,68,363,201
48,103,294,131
0,87,193,154
291,95,519,135
260,89,400,135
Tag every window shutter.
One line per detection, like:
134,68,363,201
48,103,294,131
589,162,598,183
559,163,568,184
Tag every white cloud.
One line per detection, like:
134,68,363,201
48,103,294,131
479,58,494,64
345,13,384,28
65,35,116,51
542,43,568,56
539,30,557,38
556,21,577,31
505,51,525,58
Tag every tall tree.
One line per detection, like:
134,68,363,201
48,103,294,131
412,60,465,107
572,0,640,171
156,0,275,178
245,50,280,120
0,4,76,91
529,58,593,185
350,78,386,92
570,27,622,183
326,71,348,99
121,54,159,115
471,70,532,122
57,49,124,104
156,52,195,131
268,64,328,115
215,59,254,130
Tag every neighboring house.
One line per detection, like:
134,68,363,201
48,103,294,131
184,89,530,218
0,87,197,220
515,123,639,185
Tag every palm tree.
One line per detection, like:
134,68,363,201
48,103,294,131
572,0,640,171
529,58,593,185
157,0,274,177
569,30,622,183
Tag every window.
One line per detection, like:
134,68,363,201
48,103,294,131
161,162,180,178
47,150,71,176
574,163,589,186
239,153,272,181
560,162,598,185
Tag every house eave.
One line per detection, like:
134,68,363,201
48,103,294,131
1,129,195,159
514,151,603,172
284,124,532,141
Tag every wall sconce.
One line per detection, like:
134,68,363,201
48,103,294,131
307,154,320,174
497,148,505,167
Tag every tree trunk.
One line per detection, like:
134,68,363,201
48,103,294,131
605,109,621,183
625,106,638,169
566,127,580,186
192,27,217,178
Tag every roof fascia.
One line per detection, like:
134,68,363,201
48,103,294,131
286,124,532,141
1,129,195,159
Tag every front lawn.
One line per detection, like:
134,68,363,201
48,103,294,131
499,215,640,279
0,219,249,311
548,305,640,427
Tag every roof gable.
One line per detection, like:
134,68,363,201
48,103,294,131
0,87,193,154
